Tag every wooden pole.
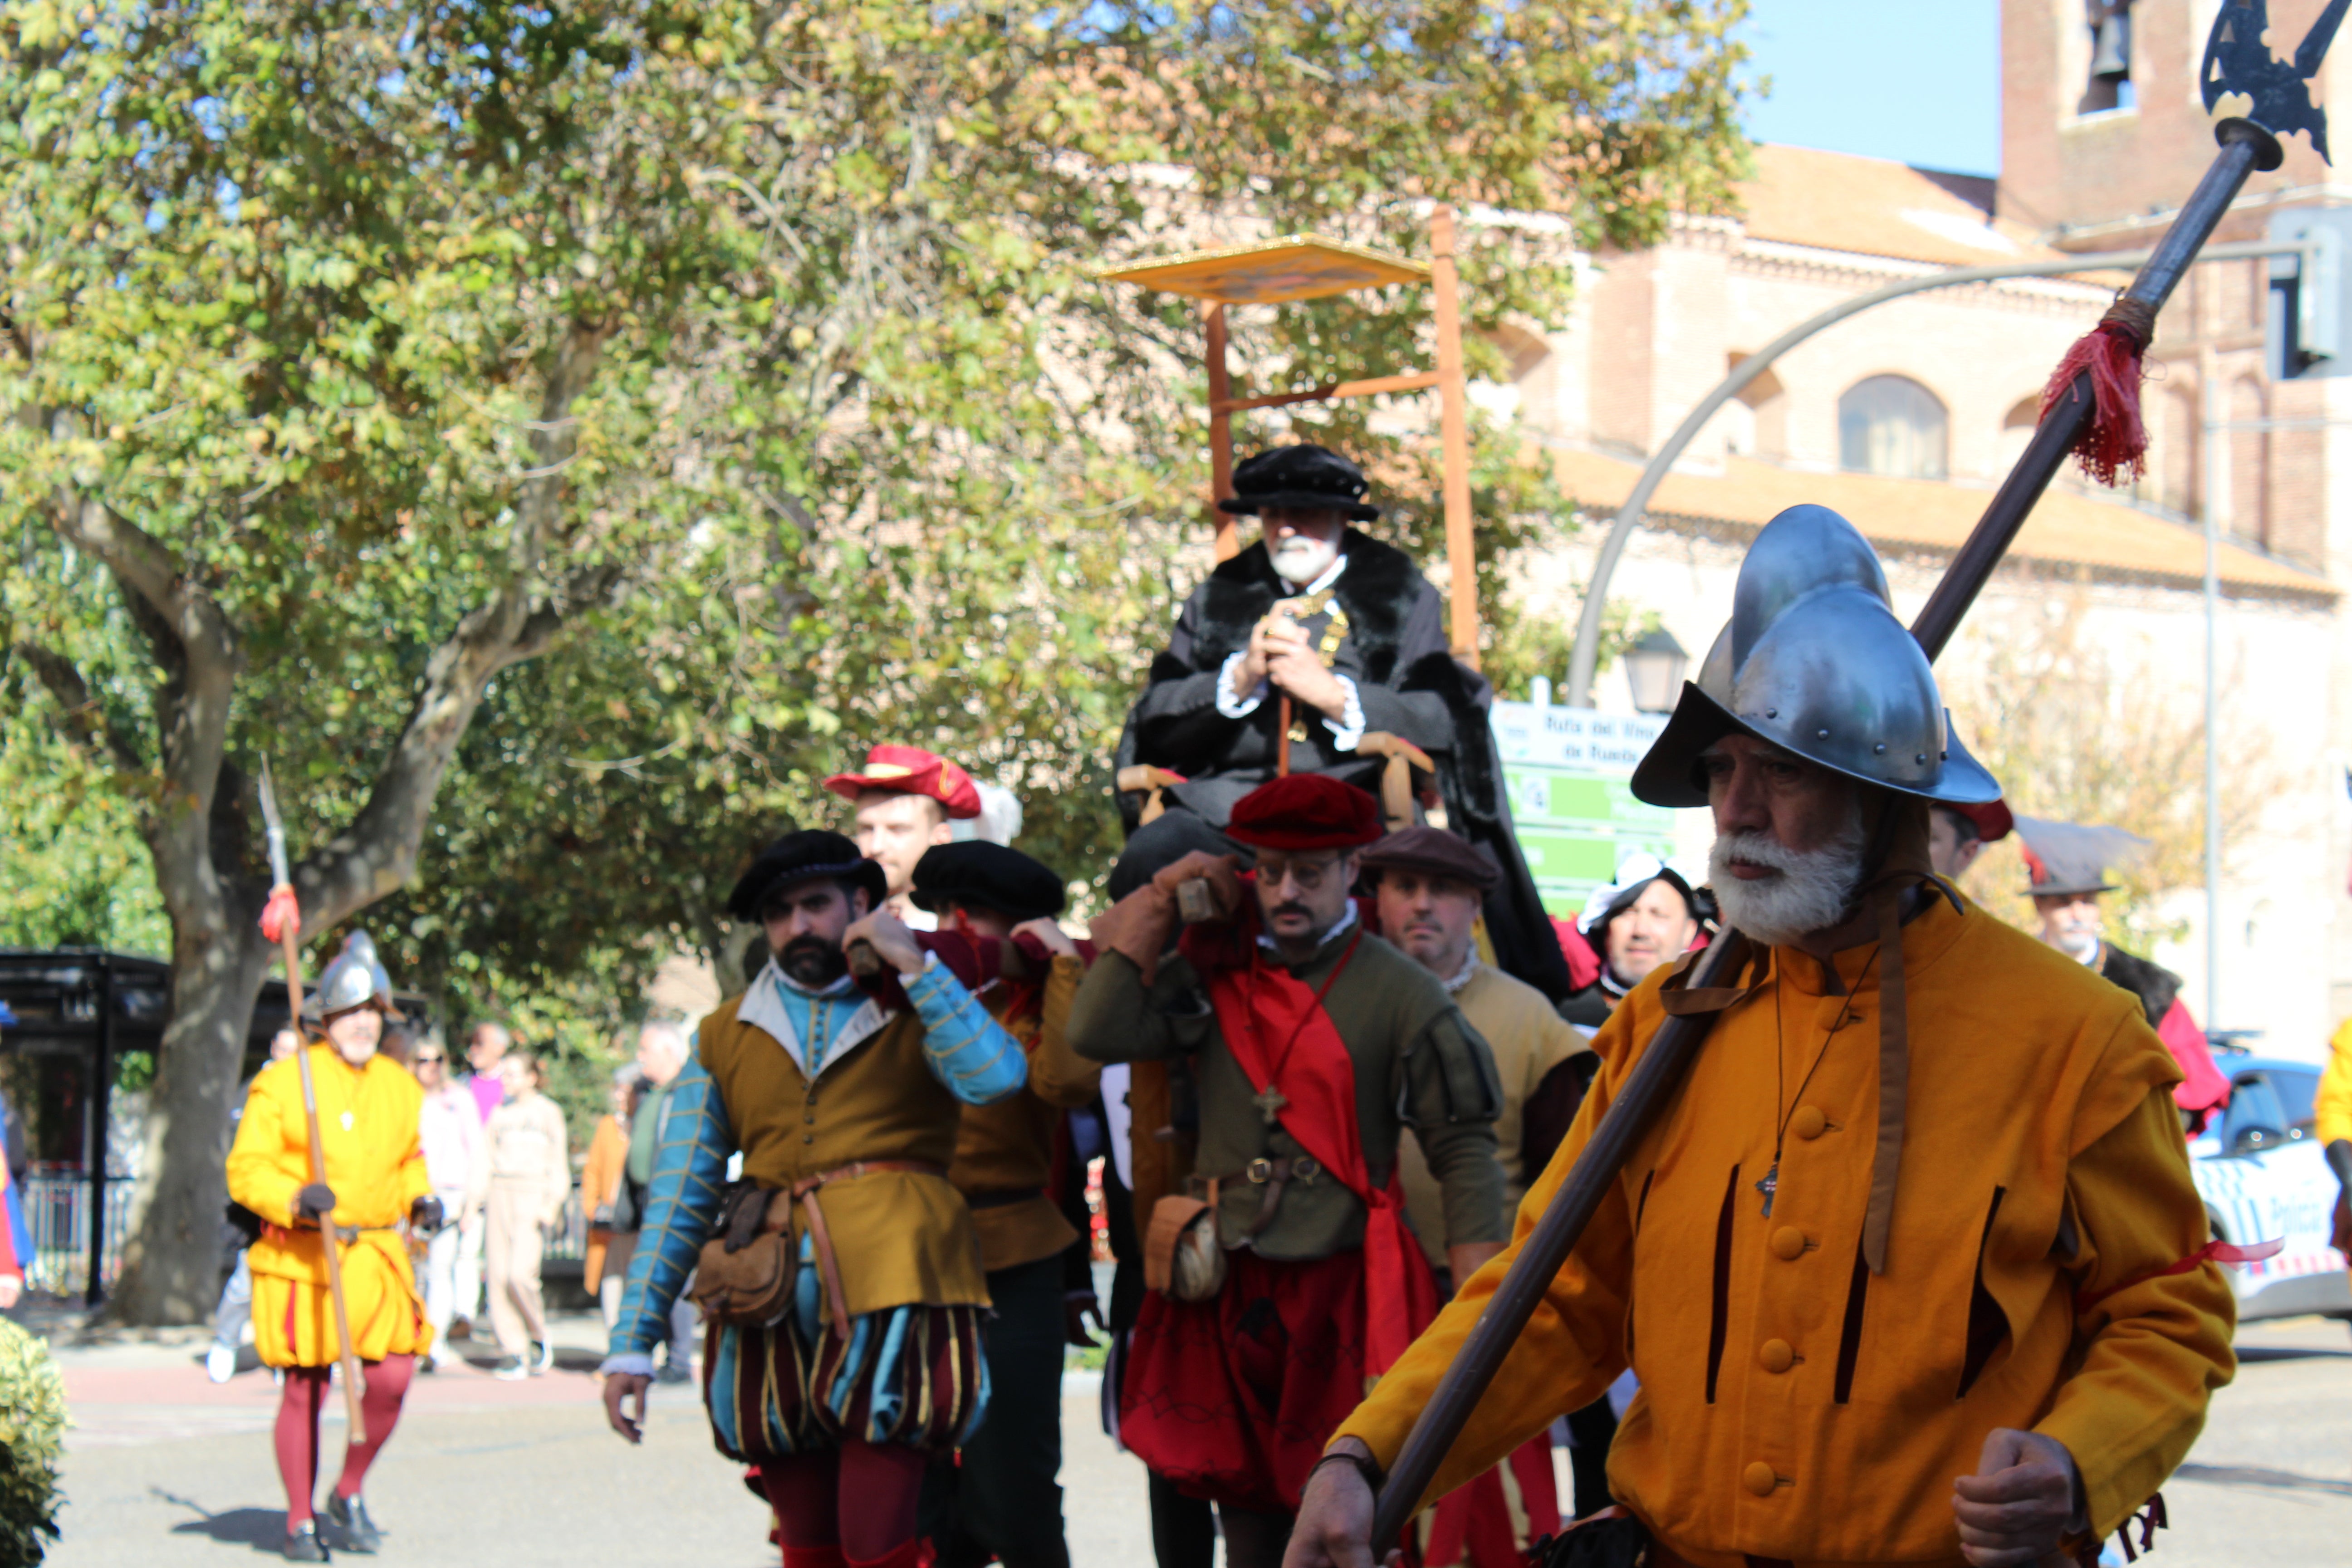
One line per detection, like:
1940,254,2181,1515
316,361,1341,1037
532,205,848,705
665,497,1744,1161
1430,206,1479,667
1206,301,1239,562
279,921,368,1446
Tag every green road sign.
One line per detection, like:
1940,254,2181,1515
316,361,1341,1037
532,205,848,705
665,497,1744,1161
1493,701,1680,918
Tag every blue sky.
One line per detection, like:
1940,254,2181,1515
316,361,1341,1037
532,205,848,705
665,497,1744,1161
1739,2,2002,176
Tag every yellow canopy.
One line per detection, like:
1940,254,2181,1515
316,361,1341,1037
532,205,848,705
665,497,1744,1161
1098,234,1429,304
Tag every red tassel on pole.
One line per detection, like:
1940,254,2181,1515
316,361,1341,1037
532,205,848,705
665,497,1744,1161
259,884,300,944
2038,295,2159,488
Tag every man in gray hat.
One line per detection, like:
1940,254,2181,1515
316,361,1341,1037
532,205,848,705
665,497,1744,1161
1358,824,1588,1558
2015,817,2231,1134
1293,505,2235,1568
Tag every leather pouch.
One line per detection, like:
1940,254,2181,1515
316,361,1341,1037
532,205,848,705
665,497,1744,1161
1144,1180,1225,1303
691,1185,795,1326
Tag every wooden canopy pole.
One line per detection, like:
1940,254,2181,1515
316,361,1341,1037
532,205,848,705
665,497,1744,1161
1205,301,1239,561
1430,206,1479,667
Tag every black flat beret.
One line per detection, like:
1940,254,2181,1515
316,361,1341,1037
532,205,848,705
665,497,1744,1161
728,829,888,920
911,841,1066,924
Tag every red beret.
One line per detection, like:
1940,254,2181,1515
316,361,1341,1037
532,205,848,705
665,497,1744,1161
1225,774,1383,851
1942,799,2014,843
822,745,982,819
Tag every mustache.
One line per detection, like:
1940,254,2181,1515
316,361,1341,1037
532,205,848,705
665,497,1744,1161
1268,901,1316,922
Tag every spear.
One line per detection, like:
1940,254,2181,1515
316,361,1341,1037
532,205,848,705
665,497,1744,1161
1367,2,2344,1549
258,760,368,1445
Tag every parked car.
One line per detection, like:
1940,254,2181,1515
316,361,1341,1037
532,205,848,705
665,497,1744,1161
2187,1054,2349,1323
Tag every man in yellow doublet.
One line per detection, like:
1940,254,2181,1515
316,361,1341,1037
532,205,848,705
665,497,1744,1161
225,931,440,1562
1289,506,2236,1568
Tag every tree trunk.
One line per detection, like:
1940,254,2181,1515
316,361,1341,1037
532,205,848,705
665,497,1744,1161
106,919,271,1323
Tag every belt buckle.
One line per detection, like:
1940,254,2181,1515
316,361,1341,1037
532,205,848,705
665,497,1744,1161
1293,1156,1322,1185
1245,1157,1275,1184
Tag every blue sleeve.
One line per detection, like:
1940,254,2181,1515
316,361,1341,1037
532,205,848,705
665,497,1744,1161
905,960,1029,1106
610,1060,731,1357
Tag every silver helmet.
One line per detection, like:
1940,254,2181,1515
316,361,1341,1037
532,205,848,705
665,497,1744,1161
304,930,393,1022
1630,505,2001,809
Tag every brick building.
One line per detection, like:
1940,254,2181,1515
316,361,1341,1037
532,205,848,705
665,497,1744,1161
1493,0,2352,1054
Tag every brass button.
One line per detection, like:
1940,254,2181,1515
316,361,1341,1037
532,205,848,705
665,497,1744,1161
802,1133,813,1144
804,1112,816,1123
1769,1226,1807,1261
1743,1461,1779,1496
1789,1105,1828,1140
1759,1338,1794,1373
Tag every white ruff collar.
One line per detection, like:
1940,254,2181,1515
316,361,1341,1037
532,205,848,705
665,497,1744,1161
736,959,888,1081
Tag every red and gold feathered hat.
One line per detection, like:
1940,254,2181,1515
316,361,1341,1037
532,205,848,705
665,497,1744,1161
822,745,982,819
1223,774,1383,852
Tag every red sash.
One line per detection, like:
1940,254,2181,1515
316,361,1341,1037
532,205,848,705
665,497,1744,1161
1183,916,1438,1374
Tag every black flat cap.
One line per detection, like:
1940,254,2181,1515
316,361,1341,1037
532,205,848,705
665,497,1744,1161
1215,444,1380,522
728,829,888,920
911,841,1066,924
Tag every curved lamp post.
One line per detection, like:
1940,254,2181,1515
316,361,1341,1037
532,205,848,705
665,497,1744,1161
1561,238,2302,706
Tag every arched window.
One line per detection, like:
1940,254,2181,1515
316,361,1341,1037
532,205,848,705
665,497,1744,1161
1839,376,1949,479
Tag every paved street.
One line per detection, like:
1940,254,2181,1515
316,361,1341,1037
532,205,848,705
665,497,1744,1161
32,1309,2352,1566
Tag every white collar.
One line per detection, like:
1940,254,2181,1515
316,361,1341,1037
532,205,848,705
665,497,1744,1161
737,959,888,1082
1441,952,1480,994
1256,902,1360,956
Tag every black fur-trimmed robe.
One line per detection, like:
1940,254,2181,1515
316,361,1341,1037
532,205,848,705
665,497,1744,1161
1113,529,1573,1000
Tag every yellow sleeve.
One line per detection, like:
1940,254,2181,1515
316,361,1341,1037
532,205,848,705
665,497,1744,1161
2316,1019,2352,1145
1331,1003,1640,1508
226,1073,304,1228
2037,1085,2237,1539
1028,955,1106,1110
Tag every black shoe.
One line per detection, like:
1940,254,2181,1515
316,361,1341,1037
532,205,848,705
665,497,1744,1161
323,1492,381,1554
283,1521,327,1562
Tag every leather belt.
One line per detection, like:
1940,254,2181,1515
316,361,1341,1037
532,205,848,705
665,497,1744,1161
785,1160,946,1339
964,1186,1046,1211
1240,1156,1323,1237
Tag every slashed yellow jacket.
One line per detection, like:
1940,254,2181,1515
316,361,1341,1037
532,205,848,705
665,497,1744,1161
225,1047,431,1367
1335,895,2234,1567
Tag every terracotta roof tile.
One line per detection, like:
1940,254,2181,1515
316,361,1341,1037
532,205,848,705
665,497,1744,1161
1548,447,2333,603
1732,145,2068,268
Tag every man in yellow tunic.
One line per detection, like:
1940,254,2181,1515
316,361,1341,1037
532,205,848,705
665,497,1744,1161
226,931,437,1562
1289,505,2237,1568
2316,1016,2352,1260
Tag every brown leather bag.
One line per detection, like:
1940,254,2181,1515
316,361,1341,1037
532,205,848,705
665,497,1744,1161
1144,1180,1225,1303
691,1185,795,1326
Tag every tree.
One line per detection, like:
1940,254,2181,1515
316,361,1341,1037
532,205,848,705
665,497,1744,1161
1,0,1749,1320
1940,597,2297,955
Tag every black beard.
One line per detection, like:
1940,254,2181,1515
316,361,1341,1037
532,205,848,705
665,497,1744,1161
778,935,849,988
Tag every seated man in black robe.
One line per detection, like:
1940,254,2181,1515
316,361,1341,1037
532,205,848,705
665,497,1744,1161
1112,442,1569,999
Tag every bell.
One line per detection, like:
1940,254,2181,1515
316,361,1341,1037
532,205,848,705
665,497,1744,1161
2090,13,2131,83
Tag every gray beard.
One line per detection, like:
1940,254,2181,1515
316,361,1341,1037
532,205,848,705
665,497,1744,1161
1708,807,1867,948
1271,539,1338,587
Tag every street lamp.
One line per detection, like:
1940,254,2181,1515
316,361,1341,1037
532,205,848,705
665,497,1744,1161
1623,627,1688,714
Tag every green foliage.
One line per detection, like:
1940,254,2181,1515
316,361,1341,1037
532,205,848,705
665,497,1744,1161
0,686,169,954
2,1,1751,1040
0,1319,65,1566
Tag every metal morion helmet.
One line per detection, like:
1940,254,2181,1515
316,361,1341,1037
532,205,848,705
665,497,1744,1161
1629,505,2001,809
304,930,393,1022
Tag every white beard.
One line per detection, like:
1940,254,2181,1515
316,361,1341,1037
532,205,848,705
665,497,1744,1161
1708,807,1867,948
1270,535,1339,587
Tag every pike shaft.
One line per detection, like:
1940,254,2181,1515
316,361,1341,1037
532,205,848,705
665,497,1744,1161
1367,118,2278,1555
